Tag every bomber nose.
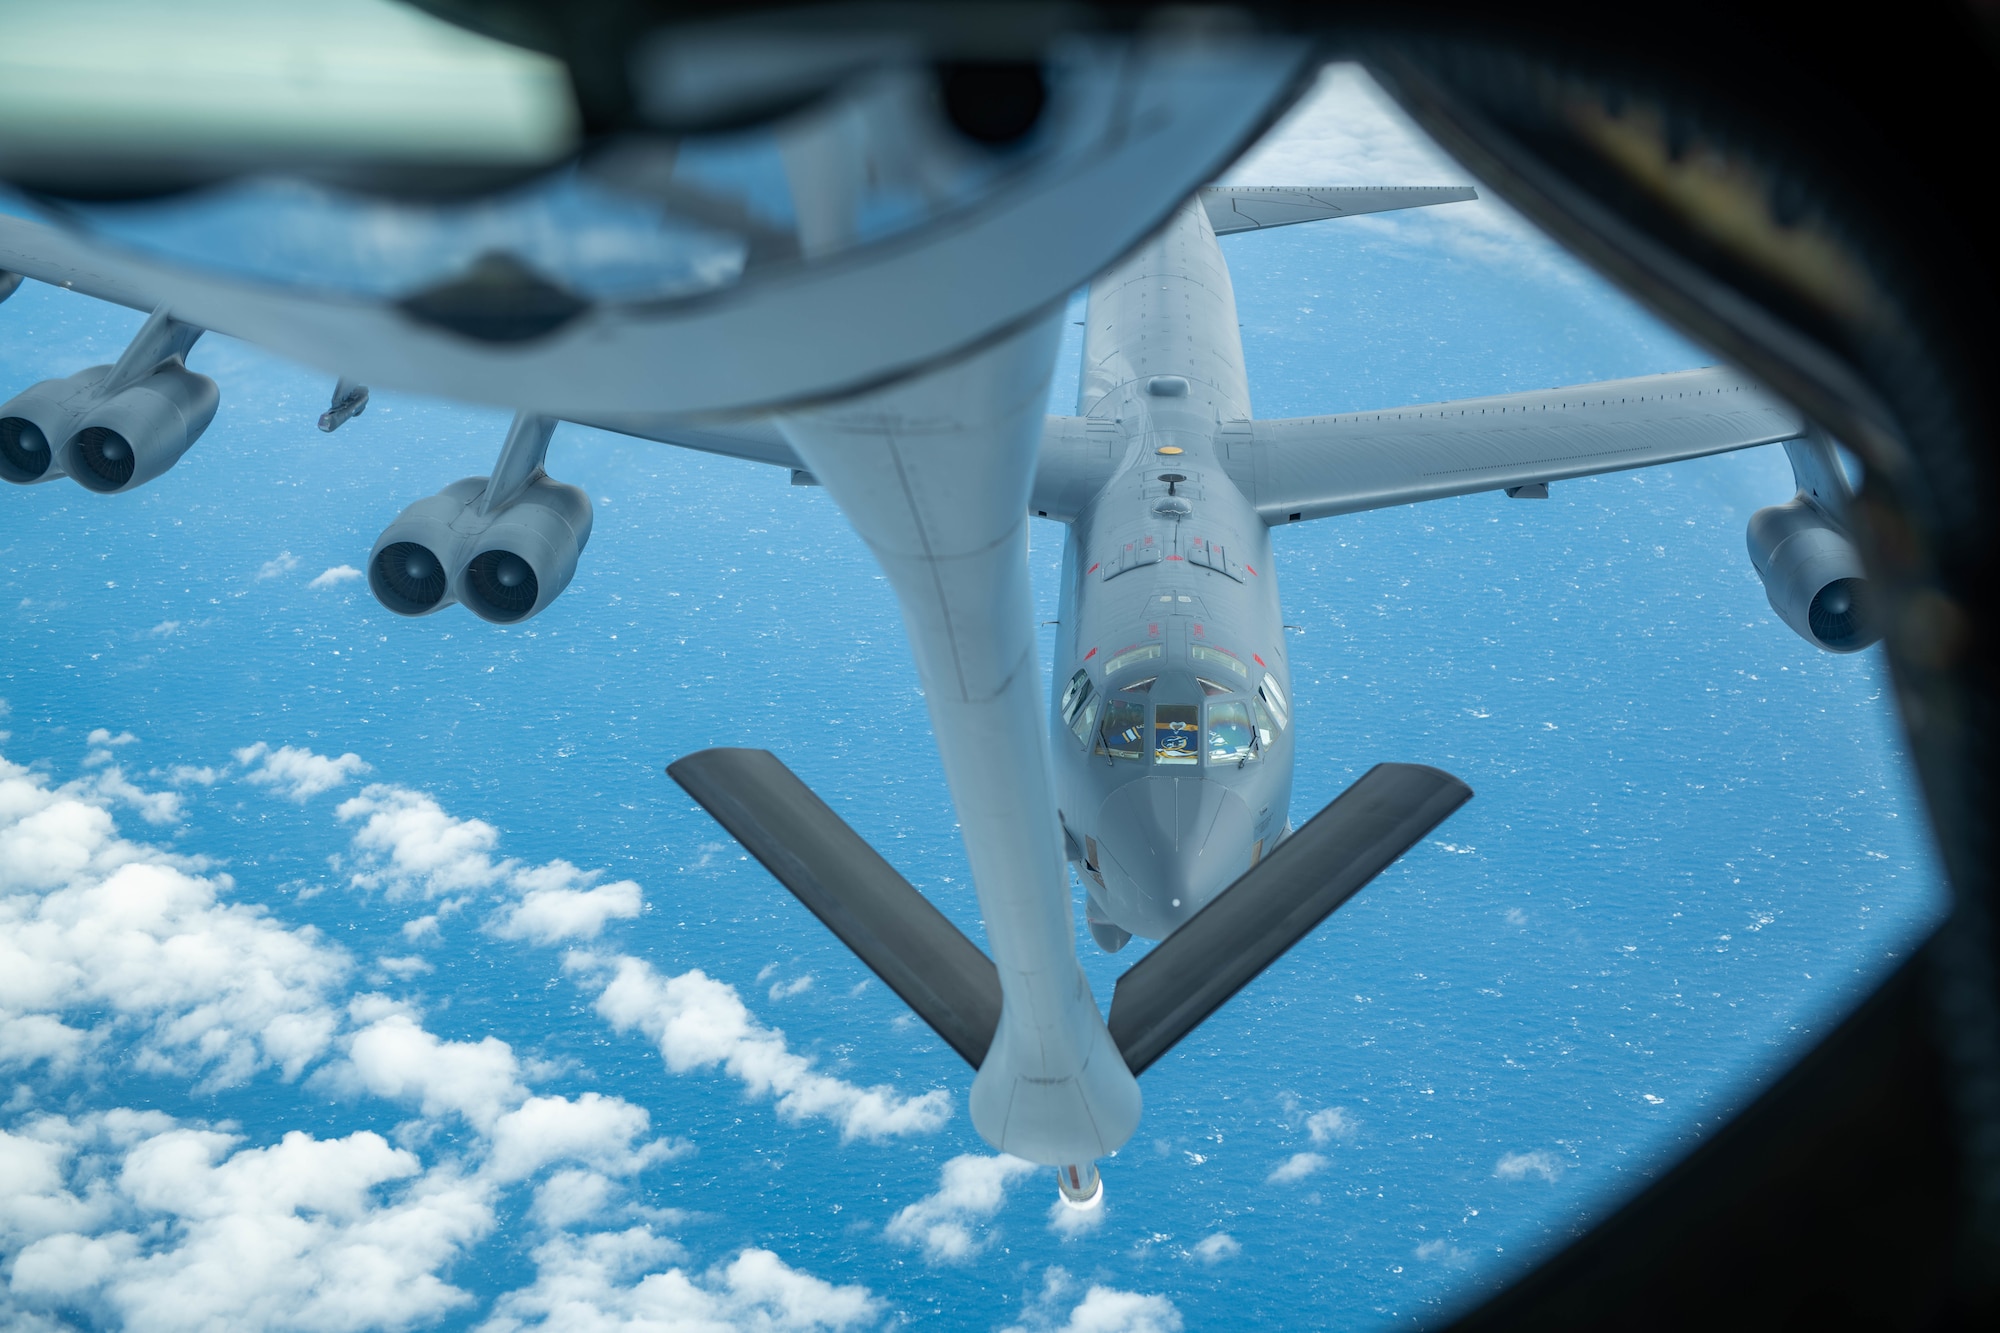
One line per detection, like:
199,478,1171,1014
1094,775,1254,939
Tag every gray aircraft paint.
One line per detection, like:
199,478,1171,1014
1050,197,1294,946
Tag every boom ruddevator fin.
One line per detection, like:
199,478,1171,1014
667,748,1002,1068
1107,762,1471,1074
669,751,1469,1080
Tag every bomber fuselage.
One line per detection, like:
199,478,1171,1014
1050,199,1296,948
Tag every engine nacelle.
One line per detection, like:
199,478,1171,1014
0,366,110,484
367,475,593,624
458,479,593,624
1746,497,1878,653
59,363,219,493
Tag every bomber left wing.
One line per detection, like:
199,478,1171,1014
1229,366,1806,525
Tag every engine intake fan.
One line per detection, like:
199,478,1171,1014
0,366,110,484
60,364,219,494
1746,496,1879,653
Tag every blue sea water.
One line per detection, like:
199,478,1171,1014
0,198,1946,1329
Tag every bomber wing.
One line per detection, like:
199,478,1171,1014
1230,366,1806,525
1199,185,1476,236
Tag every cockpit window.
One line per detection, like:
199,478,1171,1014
1191,644,1248,678
1098,700,1145,759
1122,677,1156,694
1252,695,1277,748
1059,668,1097,746
1155,704,1199,765
1069,691,1101,745
1258,672,1290,730
1195,676,1233,697
1103,644,1163,676
1207,701,1255,763
1059,668,1091,721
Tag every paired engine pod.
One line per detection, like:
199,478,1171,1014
0,366,110,484
1746,497,1879,653
457,478,593,624
366,477,487,616
367,475,593,624
59,364,220,494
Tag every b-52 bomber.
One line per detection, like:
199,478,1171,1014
0,85,1865,1204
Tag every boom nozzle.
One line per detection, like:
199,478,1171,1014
1057,1161,1103,1210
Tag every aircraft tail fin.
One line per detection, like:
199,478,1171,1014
1107,763,1472,1074
667,748,1002,1068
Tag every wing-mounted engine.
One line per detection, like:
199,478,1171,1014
1746,436,1879,653
367,414,593,625
0,307,212,491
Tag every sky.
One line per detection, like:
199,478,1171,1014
0,64,1949,1332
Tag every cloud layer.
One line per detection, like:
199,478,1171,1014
0,738,940,1330
578,952,951,1141
0,755,347,1085
886,1153,1040,1262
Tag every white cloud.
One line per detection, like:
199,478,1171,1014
1266,1152,1328,1185
82,766,184,825
490,861,641,945
478,1229,881,1333
1415,1238,1474,1267
768,974,814,1001
236,742,371,802
576,952,951,1141
0,754,348,1085
309,565,363,589
8,1115,492,1333
255,551,301,580
485,1093,680,1185
1191,1232,1239,1264
336,786,639,942
1046,1192,1106,1238
885,1153,1039,1263
328,1009,529,1132
86,729,138,749
1494,1150,1563,1183
1306,1107,1357,1144
529,1169,617,1231
1002,1269,1183,1333
167,765,220,787
337,784,506,898
0,736,841,1331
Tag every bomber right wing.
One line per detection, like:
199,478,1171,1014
1231,366,1806,525
1199,185,1477,236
